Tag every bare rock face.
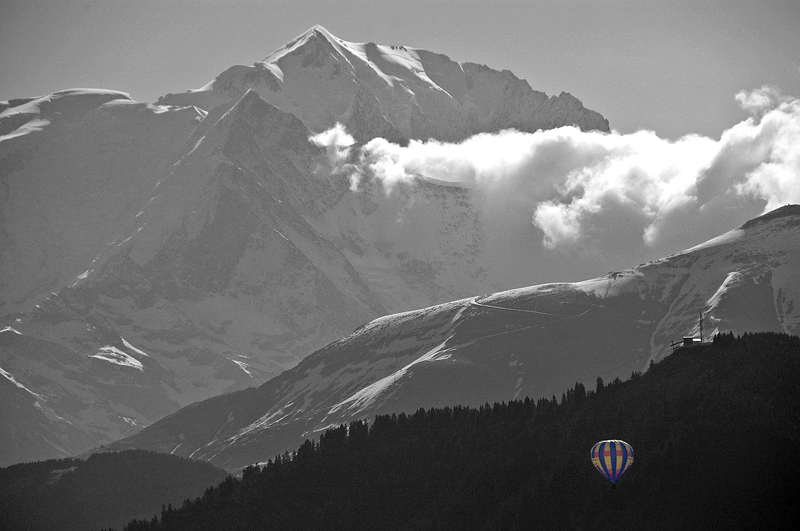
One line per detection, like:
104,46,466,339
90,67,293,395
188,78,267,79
0,27,613,466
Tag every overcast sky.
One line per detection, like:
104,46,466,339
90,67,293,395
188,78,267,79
2,0,798,140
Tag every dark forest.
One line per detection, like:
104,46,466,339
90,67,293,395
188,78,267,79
113,332,800,531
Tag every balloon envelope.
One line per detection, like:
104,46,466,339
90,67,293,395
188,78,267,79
591,440,633,484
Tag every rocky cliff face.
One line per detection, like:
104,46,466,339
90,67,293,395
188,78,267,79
0,27,610,466
0,90,203,316
104,207,800,471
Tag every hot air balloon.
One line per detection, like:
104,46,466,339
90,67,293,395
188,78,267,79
591,440,633,488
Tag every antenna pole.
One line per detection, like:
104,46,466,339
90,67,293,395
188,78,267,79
700,312,703,342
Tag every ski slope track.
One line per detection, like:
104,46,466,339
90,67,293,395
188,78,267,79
106,206,800,471
0,27,609,467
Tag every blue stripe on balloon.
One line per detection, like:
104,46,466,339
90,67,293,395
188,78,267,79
610,440,619,482
598,441,612,481
618,442,628,482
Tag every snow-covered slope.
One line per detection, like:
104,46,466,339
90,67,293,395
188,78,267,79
105,206,800,471
0,27,609,467
158,25,609,142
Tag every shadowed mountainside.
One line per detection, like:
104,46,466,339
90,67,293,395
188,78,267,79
0,450,228,531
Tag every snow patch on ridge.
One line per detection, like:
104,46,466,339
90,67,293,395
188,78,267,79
121,337,150,357
577,271,644,300
121,416,143,427
0,118,50,141
230,359,254,377
706,271,743,309
0,364,44,399
89,346,144,371
328,337,455,416
0,89,131,141
682,228,744,254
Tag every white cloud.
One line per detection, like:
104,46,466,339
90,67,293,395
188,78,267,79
357,130,541,191
728,94,800,209
309,122,355,164
734,85,789,117
311,87,800,265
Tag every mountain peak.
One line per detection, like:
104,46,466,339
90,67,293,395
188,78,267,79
307,24,337,40
263,25,349,65
160,25,609,141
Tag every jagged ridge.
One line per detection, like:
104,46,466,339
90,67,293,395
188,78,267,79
159,25,609,141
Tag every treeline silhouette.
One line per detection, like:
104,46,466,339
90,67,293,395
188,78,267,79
116,332,800,530
108,332,800,531
0,450,227,531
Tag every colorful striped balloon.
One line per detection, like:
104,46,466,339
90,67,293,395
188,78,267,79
591,440,633,486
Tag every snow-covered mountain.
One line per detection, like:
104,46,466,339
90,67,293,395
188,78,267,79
104,206,800,471
158,25,609,143
0,27,609,467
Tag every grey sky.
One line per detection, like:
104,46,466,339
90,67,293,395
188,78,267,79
1,0,798,139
